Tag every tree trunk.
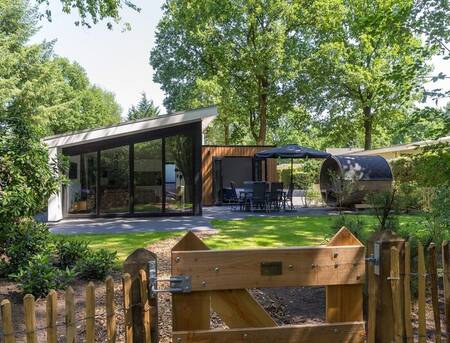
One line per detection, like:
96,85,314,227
363,106,373,150
257,76,269,145
223,122,229,145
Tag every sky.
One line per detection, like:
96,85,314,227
31,1,450,118
31,0,167,117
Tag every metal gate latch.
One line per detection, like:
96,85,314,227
148,260,191,298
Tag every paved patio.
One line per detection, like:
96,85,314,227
49,206,337,235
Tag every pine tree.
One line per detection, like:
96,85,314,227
127,92,160,121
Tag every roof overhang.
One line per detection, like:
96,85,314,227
44,105,218,149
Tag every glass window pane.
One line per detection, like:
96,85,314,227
67,153,97,214
134,140,163,212
100,146,129,213
165,134,193,213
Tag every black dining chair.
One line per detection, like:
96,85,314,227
268,182,283,211
230,181,245,211
248,182,269,212
282,183,295,210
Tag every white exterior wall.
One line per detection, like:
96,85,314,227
47,146,63,222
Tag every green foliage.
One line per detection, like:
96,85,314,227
127,92,160,121
393,107,450,143
10,254,75,298
55,238,89,269
423,187,450,246
391,143,449,188
152,0,449,147
330,215,366,240
151,0,307,144
366,187,400,232
42,58,122,135
36,0,139,29
0,220,50,273
75,249,117,280
277,160,321,190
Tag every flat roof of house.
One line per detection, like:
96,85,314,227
44,105,218,148
327,135,450,156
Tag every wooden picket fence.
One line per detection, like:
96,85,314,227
0,272,151,343
2,231,450,343
367,239,450,343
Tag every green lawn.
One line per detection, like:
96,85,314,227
53,214,426,267
52,231,183,268
204,214,426,249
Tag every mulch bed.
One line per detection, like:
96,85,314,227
0,232,445,342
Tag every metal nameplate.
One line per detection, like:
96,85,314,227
261,261,283,276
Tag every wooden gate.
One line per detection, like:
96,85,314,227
164,228,366,343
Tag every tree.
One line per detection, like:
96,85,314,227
151,0,312,145
37,0,139,29
304,0,433,150
42,57,121,135
0,0,65,224
127,92,160,121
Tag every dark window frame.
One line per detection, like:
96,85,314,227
62,122,201,218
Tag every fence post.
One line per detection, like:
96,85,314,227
65,287,76,343
390,247,402,343
46,290,57,343
1,299,15,343
171,231,211,331
139,269,151,343
428,243,442,343
86,282,95,343
404,242,413,343
367,230,405,343
123,248,158,343
24,294,37,343
418,242,426,343
105,276,117,343
326,227,364,322
442,241,450,339
123,273,133,343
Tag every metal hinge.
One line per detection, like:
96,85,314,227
365,241,381,275
148,260,192,298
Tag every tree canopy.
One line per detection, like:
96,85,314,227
151,0,450,149
0,0,121,226
127,92,160,121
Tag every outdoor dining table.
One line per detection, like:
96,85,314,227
239,182,287,211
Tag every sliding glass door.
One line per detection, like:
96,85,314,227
99,146,130,214
64,125,198,217
133,140,163,213
165,134,193,213
66,152,97,214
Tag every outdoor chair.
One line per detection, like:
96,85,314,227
282,183,295,210
248,182,269,212
230,181,245,211
268,182,283,211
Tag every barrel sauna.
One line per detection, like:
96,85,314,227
320,155,393,207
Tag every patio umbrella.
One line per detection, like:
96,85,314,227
255,144,331,186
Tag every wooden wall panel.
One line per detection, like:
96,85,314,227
201,146,277,206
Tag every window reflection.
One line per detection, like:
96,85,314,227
134,140,163,212
67,153,97,214
99,146,129,213
165,134,193,212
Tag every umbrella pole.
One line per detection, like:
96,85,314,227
290,158,293,187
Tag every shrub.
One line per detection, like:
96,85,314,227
10,253,75,298
1,219,50,272
55,238,89,268
75,249,117,280
330,215,366,240
277,160,321,189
